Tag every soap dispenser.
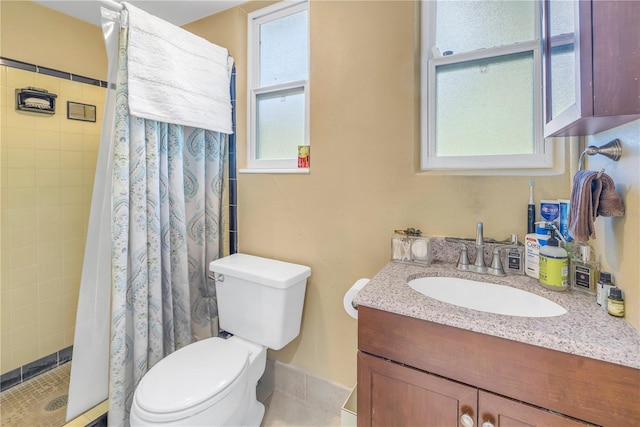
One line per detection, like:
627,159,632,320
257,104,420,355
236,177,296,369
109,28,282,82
539,230,568,291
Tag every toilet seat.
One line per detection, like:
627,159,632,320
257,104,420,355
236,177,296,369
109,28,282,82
133,337,249,423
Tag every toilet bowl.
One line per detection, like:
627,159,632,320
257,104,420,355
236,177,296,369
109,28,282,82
129,254,311,426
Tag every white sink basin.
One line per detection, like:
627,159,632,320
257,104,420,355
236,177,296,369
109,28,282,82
408,277,567,317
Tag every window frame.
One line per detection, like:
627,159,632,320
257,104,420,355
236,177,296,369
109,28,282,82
420,0,554,172
245,0,310,173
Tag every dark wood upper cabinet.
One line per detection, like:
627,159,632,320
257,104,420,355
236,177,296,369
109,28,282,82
542,0,640,137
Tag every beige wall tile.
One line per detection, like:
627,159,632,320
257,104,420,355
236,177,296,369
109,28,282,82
8,266,37,290
62,151,83,168
36,149,61,168
9,226,37,249
34,114,61,133
61,187,83,205
7,168,35,188
39,331,65,356
38,224,62,244
62,274,81,294
0,85,7,109
6,127,36,149
63,256,82,277
6,109,37,130
60,132,84,151
60,108,85,134
34,74,61,95
61,169,83,187
36,168,62,187
8,246,37,270
37,187,62,207
10,340,40,369
11,302,40,330
7,188,36,209
37,206,62,226
7,148,35,168
38,278,63,301
38,241,64,263
38,261,64,283
35,130,61,150
82,121,102,136
10,302,39,330
6,68,35,89
59,79,83,99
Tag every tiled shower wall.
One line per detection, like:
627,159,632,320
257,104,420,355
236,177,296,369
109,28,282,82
0,65,105,374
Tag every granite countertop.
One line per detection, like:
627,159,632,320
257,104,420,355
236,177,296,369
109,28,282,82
355,259,640,370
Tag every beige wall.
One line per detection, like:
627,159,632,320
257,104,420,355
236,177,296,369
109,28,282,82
587,121,640,329
187,0,640,387
0,0,107,81
0,1,106,373
2,0,637,387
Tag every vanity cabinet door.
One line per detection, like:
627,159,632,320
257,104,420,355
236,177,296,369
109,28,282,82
357,351,477,427
479,391,592,426
542,0,640,137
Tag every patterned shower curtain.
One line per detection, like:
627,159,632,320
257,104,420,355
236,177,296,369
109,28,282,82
109,27,226,427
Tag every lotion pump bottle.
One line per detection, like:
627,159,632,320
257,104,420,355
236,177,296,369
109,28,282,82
539,230,568,291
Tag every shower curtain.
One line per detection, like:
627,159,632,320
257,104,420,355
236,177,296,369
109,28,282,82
67,4,233,426
109,15,229,427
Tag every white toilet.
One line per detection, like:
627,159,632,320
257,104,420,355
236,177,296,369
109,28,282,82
129,253,311,426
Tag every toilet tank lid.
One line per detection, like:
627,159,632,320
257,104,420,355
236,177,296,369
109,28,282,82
209,253,311,289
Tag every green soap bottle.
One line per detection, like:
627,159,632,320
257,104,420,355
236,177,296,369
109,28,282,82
539,231,568,291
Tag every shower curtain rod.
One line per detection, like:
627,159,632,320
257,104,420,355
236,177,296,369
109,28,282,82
97,0,124,12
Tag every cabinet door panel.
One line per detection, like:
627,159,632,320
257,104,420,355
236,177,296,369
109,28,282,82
479,391,592,427
358,351,477,427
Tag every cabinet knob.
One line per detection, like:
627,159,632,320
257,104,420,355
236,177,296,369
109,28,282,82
481,422,495,427
460,413,474,427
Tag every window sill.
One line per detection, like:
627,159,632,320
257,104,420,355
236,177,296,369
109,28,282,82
238,168,310,175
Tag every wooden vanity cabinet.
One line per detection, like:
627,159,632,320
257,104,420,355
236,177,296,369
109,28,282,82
542,0,640,137
357,306,640,427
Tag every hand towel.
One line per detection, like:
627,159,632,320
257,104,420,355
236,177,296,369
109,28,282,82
568,170,625,242
123,2,233,134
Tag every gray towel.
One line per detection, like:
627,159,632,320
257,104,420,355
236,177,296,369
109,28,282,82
568,170,625,242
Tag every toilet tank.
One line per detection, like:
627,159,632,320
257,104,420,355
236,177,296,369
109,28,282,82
209,254,311,350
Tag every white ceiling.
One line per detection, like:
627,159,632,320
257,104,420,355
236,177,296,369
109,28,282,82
32,0,244,27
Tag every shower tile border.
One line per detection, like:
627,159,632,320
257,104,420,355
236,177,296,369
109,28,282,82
0,57,108,88
0,345,73,392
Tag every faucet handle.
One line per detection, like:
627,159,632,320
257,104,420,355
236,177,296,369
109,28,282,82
457,245,470,270
487,248,506,276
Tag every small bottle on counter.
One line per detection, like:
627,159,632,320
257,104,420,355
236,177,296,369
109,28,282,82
596,272,615,308
569,244,600,294
607,287,625,317
502,234,525,275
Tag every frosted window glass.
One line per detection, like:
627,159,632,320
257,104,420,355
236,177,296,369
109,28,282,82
436,0,534,54
259,10,308,86
549,0,574,37
256,88,305,159
435,52,535,157
550,44,575,120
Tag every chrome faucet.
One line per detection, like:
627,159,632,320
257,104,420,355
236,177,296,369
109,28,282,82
454,222,505,276
471,222,488,274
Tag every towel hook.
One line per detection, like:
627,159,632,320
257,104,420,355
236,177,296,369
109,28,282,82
578,138,622,172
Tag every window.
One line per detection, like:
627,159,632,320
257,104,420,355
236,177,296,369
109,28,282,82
421,0,553,172
246,1,309,172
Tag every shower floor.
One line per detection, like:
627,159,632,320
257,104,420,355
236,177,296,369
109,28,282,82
0,363,71,427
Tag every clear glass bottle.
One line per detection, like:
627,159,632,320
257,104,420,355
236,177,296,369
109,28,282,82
569,244,600,295
501,234,525,275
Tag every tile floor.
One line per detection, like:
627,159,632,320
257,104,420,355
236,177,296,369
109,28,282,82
0,363,71,427
0,362,344,427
